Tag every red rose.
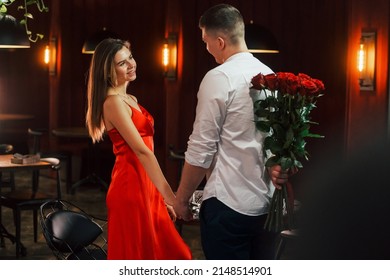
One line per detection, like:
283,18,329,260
298,73,325,96
312,78,325,92
251,73,266,90
286,73,300,95
264,73,278,91
252,71,325,98
298,73,311,81
276,72,300,96
301,79,319,96
276,72,289,94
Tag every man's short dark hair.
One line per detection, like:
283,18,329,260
199,4,244,45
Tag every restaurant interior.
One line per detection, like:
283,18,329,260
0,0,389,260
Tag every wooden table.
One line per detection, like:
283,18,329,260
0,154,52,171
52,127,88,138
0,114,34,122
0,154,55,253
52,127,108,193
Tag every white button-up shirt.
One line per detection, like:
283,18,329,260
185,52,274,216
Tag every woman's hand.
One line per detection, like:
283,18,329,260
166,204,177,222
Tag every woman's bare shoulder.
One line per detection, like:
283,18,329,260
104,94,123,108
128,94,138,103
104,95,132,116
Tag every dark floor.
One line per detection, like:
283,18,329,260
0,169,205,260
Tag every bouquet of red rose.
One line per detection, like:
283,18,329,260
251,72,325,232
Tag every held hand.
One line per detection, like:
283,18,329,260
173,199,193,222
166,204,177,222
269,165,298,190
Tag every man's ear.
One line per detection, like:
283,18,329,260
217,37,225,50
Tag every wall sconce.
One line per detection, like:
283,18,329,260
44,37,57,76
245,22,279,54
357,31,376,91
162,33,177,81
0,14,30,48
82,27,119,54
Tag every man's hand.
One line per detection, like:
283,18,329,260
174,162,207,221
173,198,193,221
268,165,298,189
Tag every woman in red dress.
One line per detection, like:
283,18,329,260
85,38,192,260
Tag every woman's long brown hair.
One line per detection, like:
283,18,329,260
85,38,130,143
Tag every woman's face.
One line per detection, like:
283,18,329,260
113,46,137,85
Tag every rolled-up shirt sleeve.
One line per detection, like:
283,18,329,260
185,70,230,169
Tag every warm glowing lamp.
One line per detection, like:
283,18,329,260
43,37,57,75
357,31,376,91
44,45,50,64
162,33,177,80
162,42,169,68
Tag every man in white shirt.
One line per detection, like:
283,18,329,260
173,3,292,260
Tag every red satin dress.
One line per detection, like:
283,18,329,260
106,104,192,260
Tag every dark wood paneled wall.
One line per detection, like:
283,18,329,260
1,0,388,191
0,3,51,152
345,0,389,153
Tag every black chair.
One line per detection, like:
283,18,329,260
0,144,15,248
0,144,15,191
28,128,73,194
40,199,107,260
0,158,62,258
274,229,300,259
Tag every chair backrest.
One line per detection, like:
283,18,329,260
40,199,107,260
27,128,45,154
44,210,103,252
0,144,15,191
29,158,62,199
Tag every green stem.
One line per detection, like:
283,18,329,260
276,189,283,232
264,188,278,231
283,184,294,230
